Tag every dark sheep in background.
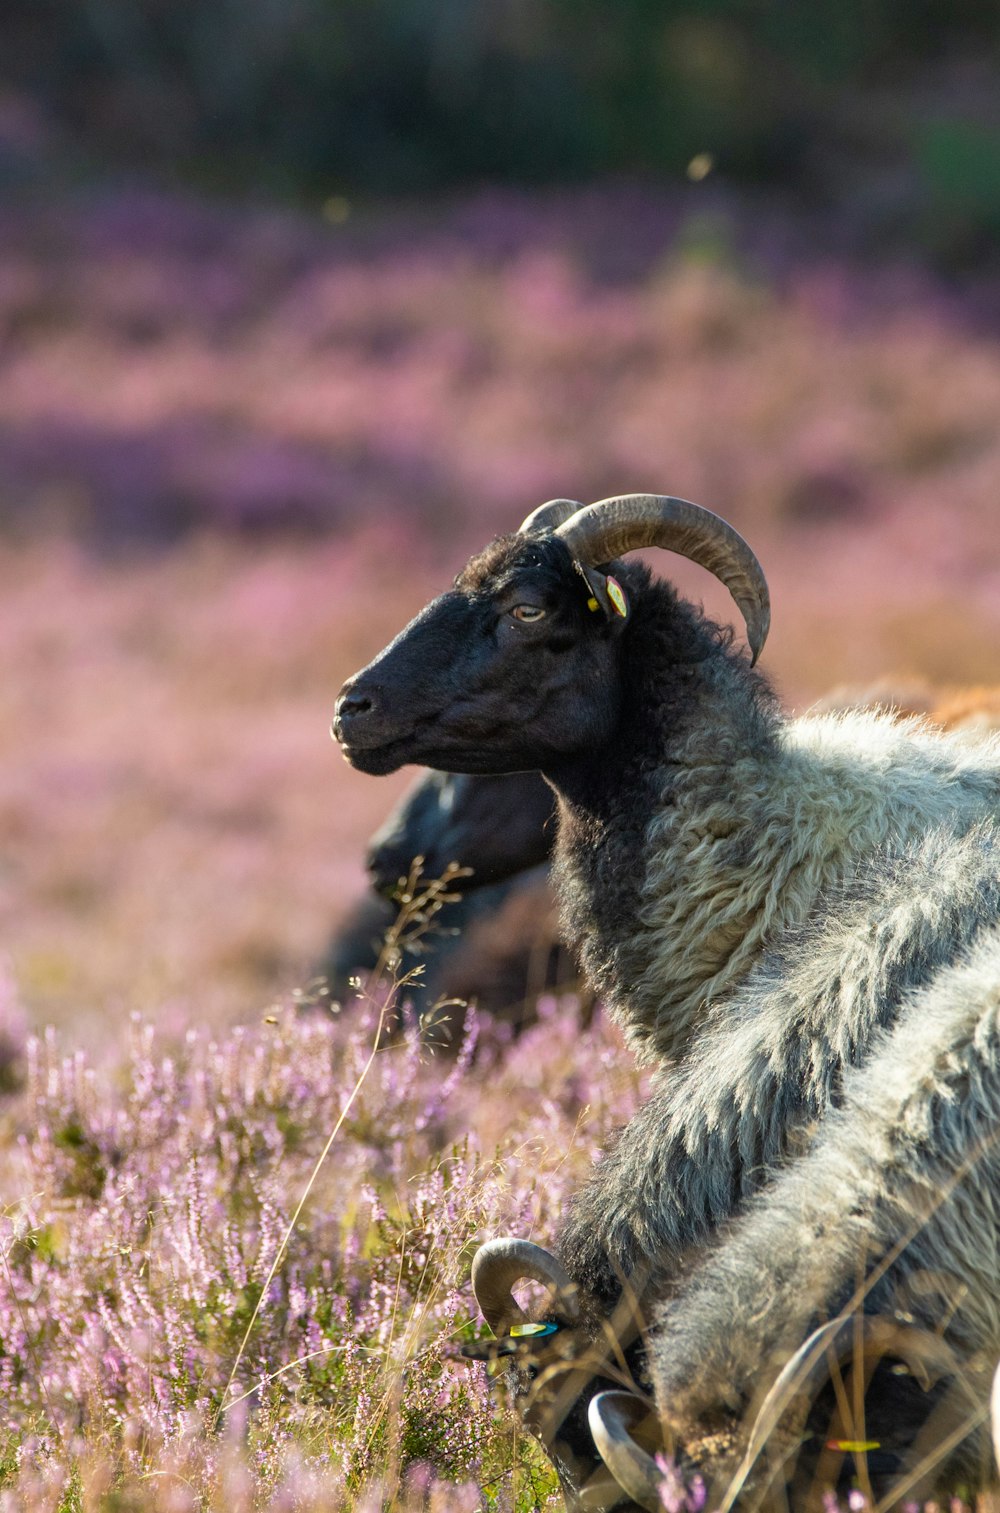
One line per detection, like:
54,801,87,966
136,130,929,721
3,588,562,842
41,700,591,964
319,767,582,1035
334,492,1000,1508
319,864,583,1033
366,767,556,893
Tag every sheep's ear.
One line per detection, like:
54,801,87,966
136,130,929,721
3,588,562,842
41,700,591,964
575,562,630,627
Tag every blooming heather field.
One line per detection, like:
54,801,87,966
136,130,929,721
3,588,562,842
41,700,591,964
1,184,1000,1507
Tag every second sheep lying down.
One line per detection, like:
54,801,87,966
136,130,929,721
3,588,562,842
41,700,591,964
318,767,581,1032
334,493,1000,1506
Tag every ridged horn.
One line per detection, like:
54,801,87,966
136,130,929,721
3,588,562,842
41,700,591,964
719,1315,966,1513
588,1391,664,1512
471,1237,580,1338
518,498,585,537
555,493,770,664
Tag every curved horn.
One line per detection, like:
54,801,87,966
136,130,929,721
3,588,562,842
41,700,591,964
555,493,770,664
588,1390,664,1512
518,498,585,537
719,1315,966,1513
471,1237,580,1338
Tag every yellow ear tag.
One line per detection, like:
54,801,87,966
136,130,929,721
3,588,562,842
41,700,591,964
508,1321,559,1339
606,576,628,618
586,596,600,612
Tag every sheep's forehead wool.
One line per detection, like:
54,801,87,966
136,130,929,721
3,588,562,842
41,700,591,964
456,533,573,598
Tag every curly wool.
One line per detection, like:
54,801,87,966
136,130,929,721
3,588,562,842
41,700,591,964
559,822,1000,1299
552,573,1000,1066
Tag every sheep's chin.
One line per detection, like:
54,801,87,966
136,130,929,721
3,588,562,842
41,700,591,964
337,735,413,776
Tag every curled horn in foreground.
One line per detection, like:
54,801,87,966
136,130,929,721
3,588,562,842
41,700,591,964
588,1316,980,1511
337,492,1000,1504
468,1236,648,1511
471,1236,580,1336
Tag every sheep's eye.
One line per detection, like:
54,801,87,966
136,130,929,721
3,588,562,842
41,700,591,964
511,604,546,623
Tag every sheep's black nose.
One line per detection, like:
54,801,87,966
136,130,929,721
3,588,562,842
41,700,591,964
332,680,376,743
337,689,372,720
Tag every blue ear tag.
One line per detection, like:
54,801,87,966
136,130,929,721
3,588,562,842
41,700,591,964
508,1321,559,1339
606,576,628,618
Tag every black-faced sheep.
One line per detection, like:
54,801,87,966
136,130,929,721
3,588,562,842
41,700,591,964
327,683,1000,1040
333,493,1000,1507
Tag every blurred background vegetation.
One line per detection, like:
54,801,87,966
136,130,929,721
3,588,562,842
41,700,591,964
3,0,1000,263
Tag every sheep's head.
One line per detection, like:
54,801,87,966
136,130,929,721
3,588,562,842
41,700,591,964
333,494,769,780
335,523,623,777
366,769,556,894
466,1237,655,1511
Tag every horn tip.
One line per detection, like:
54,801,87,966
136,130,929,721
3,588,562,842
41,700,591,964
747,604,771,665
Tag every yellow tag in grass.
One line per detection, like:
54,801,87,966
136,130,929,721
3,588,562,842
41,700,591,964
508,1322,559,1339
825,1440,881,1453
606,576,628,618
